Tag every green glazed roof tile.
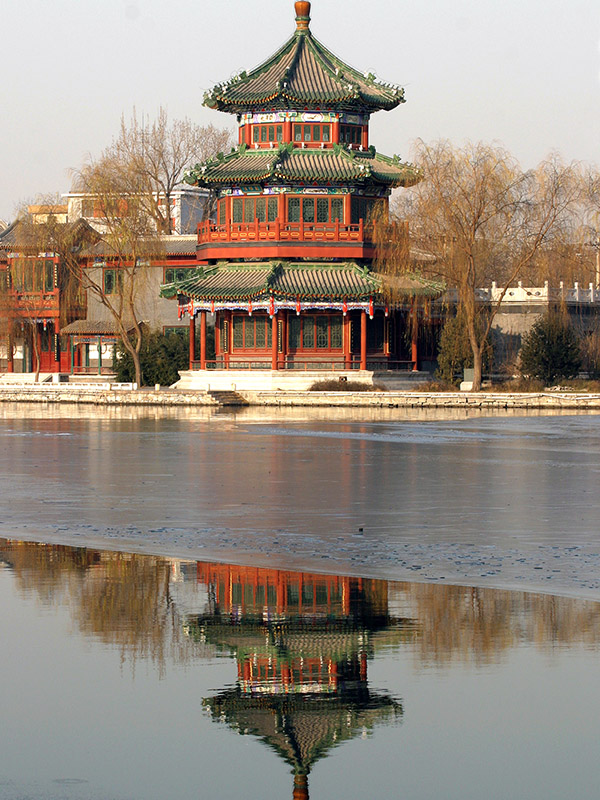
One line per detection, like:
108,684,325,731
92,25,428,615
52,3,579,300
161,261,442,303
204,24,404,114
187,147,419,189
162,262,380,302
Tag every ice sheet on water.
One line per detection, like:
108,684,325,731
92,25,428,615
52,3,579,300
2,411,600,599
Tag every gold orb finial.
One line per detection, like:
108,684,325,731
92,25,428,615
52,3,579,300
295,1,311,31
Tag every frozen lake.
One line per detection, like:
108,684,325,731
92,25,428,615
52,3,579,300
1,404,600,598
2,407,600,798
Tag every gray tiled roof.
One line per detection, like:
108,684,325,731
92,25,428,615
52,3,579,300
0,221,19,248
80,234,197,258
0,218,97,252
60,319,142,336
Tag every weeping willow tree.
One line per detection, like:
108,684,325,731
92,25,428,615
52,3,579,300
373,140,581,391
581,164,600,287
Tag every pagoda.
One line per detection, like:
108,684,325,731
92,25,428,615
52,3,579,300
162,1,435,389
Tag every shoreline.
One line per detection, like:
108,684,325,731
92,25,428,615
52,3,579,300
5,527,600,604
2,386,600,409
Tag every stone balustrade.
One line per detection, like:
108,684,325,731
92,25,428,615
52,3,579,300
444,282,600,306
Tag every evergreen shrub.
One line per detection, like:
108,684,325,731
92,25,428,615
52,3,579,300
116,329,189,386
436,310,493,385
519,313,581,384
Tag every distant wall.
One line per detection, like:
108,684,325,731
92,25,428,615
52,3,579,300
85,265,184,332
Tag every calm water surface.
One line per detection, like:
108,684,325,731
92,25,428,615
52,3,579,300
1,540,600,800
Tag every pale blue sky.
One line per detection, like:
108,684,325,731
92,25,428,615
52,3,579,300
1,0,598,222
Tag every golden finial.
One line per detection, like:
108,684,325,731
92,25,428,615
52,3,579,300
295,1,311,31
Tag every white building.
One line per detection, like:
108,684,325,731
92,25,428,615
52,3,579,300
63,186,210,235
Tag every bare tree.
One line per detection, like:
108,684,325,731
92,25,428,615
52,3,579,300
61,111,233,383
70,157,165,386
379,140,580,390
105,108,233,234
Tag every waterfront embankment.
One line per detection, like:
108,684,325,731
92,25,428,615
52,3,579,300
2,385,600,409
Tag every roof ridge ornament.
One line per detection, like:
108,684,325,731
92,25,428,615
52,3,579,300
295,0,311,31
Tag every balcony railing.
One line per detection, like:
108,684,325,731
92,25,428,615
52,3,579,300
191,357,416,371
9,290,60,314
198,219,369,246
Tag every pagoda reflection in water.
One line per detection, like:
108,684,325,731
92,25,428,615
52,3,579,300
185,564,409,799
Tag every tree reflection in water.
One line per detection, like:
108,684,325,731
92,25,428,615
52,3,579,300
2,539,600,798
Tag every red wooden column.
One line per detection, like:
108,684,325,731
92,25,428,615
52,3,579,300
283,118,292,144
361,124,369,150
410,299,419,371
343,313,351,369
360,310,367,370
343,194,352,225
411,327,419,371
199,310,207,369
271,314,278,370
332,116,340,144
189,313,196,369
225,311,231,368
279,311,287,369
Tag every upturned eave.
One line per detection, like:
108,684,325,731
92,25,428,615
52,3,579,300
185,146,420,190
203,28,405,116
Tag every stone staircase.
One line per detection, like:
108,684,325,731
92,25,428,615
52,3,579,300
207,390,249,407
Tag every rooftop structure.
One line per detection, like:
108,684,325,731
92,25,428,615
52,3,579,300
203,1,404,115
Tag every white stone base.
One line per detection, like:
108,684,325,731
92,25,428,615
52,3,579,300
174,369,432,392
0,372,54,384
174,369,376,392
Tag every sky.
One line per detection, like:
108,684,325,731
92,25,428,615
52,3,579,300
1,0,599,223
